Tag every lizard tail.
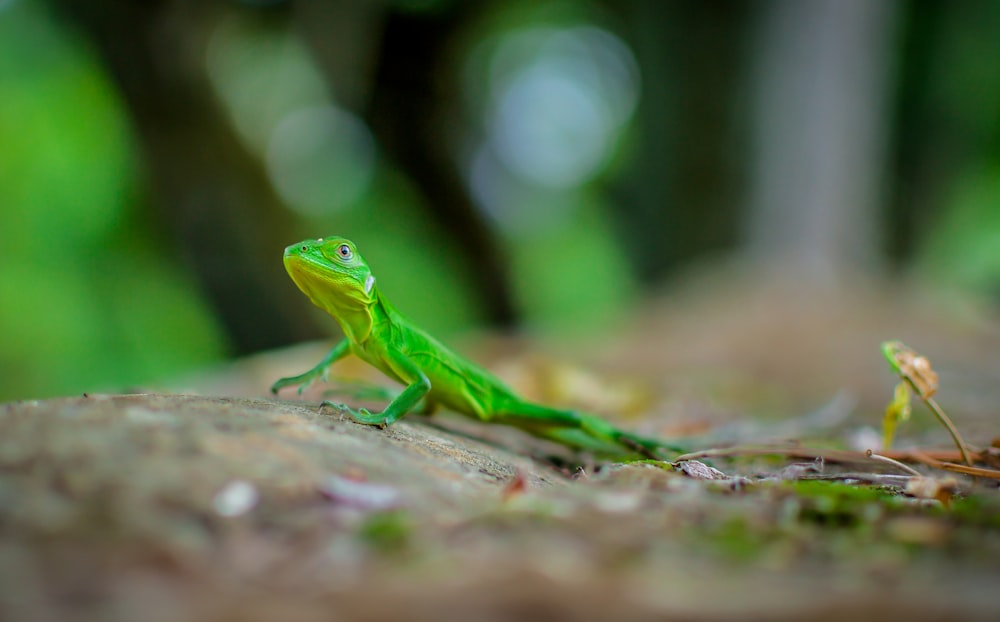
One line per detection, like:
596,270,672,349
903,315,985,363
578,413,686,459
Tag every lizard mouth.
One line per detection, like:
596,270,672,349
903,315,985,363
284,254,337,295
283,253,370,309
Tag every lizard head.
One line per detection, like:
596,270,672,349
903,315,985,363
283,237,376,313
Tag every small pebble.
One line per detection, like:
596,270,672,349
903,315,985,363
213,480,259,517
321,475,401,510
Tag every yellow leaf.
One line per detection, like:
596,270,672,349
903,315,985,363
883,382,912,450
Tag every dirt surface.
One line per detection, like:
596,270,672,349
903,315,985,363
4,276,1000,621
1,392,999,622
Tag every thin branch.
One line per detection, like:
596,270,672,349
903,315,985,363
882,342,974,468
920,393,974,467
675,444,994,482
675,446,876,464
793,473,916,487
935,462,1000,480
882,448,968,462
866,449,921,476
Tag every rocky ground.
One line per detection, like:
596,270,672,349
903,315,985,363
1,389,997,622
2,275,999,621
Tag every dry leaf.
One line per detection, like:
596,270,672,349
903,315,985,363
904,476,958,506
677,460,728,480
501,469,529,501
884,342,939,398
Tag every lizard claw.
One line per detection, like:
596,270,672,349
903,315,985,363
296,377,316,395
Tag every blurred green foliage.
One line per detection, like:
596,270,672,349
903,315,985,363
0,0,998,402
0,2,225,400
921,167,1000,296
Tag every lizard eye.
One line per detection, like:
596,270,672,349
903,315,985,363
337,244,353,260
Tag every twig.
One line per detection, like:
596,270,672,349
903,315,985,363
882,448,1000,480
882,448,969,462
920,393,974,468
882,341,974,468
934,462,1000,480
676,444,997,482
866,449,921,476
675,445,877,465
904,448,947,470
674,446,787,463
793,472,916,487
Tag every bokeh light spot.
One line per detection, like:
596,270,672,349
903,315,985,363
266,105,376,215
465,23,641,225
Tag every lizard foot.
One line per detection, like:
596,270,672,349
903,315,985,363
319,401,388,427
270,374,316,395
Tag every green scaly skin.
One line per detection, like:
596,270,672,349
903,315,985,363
271,236,684,460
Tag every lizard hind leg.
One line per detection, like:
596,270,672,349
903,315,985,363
322,383,437,415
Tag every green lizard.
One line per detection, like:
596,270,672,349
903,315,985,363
271,236,682,459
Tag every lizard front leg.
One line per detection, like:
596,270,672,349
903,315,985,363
271,338,351,395
322,349,429,427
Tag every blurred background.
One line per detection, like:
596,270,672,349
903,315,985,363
1,0,999,405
